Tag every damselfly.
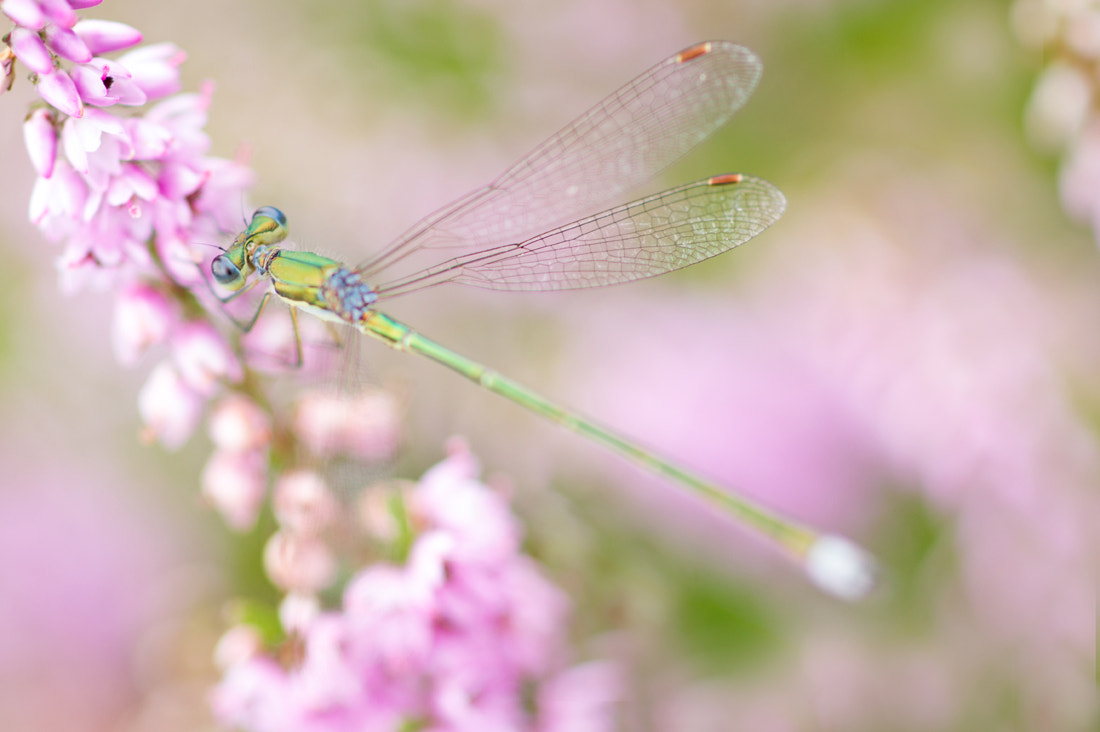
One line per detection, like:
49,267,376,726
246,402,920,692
207,41,877,599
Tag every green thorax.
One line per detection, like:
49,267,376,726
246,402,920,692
266,249,344,312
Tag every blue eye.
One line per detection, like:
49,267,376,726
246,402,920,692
211,254,241,285
253,206,286,227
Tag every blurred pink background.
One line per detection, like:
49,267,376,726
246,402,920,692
0,0,1096,729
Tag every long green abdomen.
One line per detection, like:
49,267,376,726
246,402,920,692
359,310,816,556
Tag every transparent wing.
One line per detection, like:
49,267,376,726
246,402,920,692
356,41,762,281
372,174,784,297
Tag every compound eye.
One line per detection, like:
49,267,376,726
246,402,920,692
253,206,286,227
211,254,240,285
245,206,288,246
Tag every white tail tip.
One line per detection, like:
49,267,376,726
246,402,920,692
804,535,879,600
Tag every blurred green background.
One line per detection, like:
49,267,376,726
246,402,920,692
0,0,1096,730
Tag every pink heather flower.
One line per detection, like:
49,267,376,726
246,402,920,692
263,530,338,594
157,158,205,199
23,107,57,178
111,281,175,365
70,59,142,108
208,394,272,452
117,42,185,101
191,155,257,231
171,320,243,395
144,83,212,157
342,563,438,682
2,0,49,29
273,471,338,537
138,360,203,449
292,391,345,457
60,107,129,183
279,592,322,635
201,448,268,531
73,19,142,55
82,56,148,106
355,482,412,542
214,624,264,672
67,0,102,9
343,390,401,459
211,657,294,732
411,447,520,565
104,161,156,207
538,662,622,732
44,23,91,63
36,68,83,116
29,0,77,28
29,158,84,229
9,26,54,74
12,19,250,302
124,114,171,158
214,448,617,732
293,388,401,461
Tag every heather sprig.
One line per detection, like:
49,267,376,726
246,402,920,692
3,3,617,729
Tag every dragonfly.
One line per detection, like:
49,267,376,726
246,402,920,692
207,41,877,599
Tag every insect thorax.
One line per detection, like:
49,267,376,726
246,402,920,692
322,267,379,323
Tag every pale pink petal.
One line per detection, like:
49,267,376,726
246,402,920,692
1,0,46,29
171,320,242,394
145,86,212,154
36,0,75,28
105,164,157,206
538,662,622,732
126,117,172,159
82,56,147,107
69,60,112,103
138,361,203,449
44,24,91,63
67,0,102,8
412,455,519,565
29,159,85,225
342,389,401,460
292,391,348,458
60,116,88,173
37,69,84,117
73,19,142,54
343,562,435,674
159,161,205,199
201,449,267,530
495,557,570,674
208,395,271,452
10,27,54,74
106,75,146,106
294,616,371,712
154,229,201,286
213,625,264,671
273,471,338,536
23,107,57,178
117,42,184,100
192,156,257,228
211,658,293,732
263,531,337,593
111,281,174,365
278,593,321,635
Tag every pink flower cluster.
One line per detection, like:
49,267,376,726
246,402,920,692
6,6,616,729
213,445,620,732
4,0,253,448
